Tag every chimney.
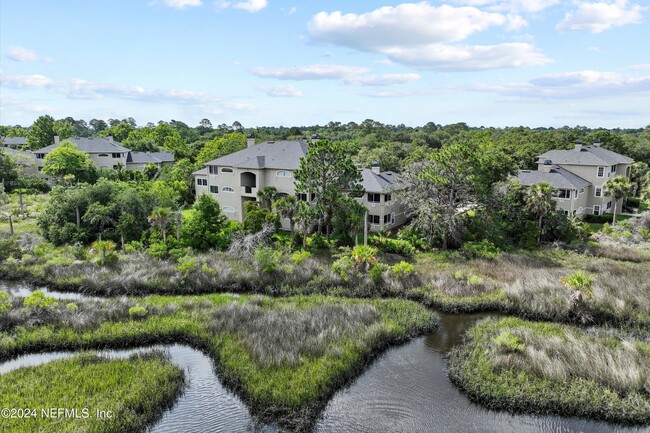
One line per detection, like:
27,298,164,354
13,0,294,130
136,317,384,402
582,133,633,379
54,135,60,145
574,139,583,152
592,138,601,147
107,136,114,143
371,161,381,174
541,160,553,173
247,134,255,148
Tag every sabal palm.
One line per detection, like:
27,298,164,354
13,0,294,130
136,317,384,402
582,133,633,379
604,176,633,226
273,195,299,243
148,208,173,244
525,182,555,244
257,186,278,209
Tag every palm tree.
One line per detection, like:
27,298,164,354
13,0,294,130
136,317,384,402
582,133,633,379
273,195,299,244
604,176,633,226
82,203,114,241
91,240,116,265
295,201,317,248
525,182,555,245
148,208,173,244
257,186,278,210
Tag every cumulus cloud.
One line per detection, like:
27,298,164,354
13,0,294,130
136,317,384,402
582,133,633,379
556,0,644,33
251,64,421,86
161,0,202,9
386,43,550,71
448,0,560,13
308,3,548,71
0,72,252,111
257,84,304,97
6,46,52,62
215,0,267,12
472,69,650,99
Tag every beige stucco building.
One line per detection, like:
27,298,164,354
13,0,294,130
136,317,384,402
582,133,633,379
193,138,407,232
517,140,634,216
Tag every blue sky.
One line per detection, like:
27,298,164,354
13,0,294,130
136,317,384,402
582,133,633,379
1,0,648,128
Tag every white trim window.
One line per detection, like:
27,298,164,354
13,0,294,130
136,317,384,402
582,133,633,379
196,178,207,186
209,166,218,175
210,185,218,194
368,214,380,224
607,201,612,209
276,170,292,178
593,205,601,215
223,206,236,213
368,193,381,203
221,167,233,173
597,166,605,177
222,186,234,193
98,153,109,157
557,189,571,199
595,186,602,197
611,165,617,174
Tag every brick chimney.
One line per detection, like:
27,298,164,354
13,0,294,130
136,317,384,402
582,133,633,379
247,134,255,148
371,161,381,174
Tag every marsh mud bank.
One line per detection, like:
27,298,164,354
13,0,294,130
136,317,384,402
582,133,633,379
1,298,644,433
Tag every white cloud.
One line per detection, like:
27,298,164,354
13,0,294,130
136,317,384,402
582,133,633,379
250,64,421,86
309,3,509,50
216,0,267,13
251,64,369,80
162,0,202,9
6,46,52,62
472,69,650,99
386,43,551,71
448,0,559,13
257,84,303,97
308,3,548,71
556,0,644,33
0,73,253,111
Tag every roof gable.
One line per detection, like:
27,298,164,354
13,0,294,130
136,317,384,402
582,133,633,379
538,145,633,166
204,141,308,170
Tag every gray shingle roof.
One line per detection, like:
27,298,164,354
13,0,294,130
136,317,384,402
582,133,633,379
34,137,130,154
126,151,174,164
537,145,633,166
517,166,591,190
204,141,309,170
361,169,402,193
193,167,208,176
2,137,27,147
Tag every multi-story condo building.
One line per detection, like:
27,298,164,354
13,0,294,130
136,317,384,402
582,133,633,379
517,140,634,216
193,137,407,232
33,136,173,172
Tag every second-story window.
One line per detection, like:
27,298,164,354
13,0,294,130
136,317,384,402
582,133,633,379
98,153,109,157
597,166,605,177
367,214,380,224
210,185,218,194
298,193,308,201
222,187,234,193
556,189,571,199
112,153,121,158
276,170,292,178
610,165,617,174
368,193,381,203
595,186,602,197
385,193,392,202
209,166,218,174
36,154,45,159
196,178,207,186
221,167,233,173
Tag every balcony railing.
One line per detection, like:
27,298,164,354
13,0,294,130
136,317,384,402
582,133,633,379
241,186,257,196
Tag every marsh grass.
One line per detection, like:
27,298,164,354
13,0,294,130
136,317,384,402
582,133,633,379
0,351,185,433
448,317,650,425
209,300,383,367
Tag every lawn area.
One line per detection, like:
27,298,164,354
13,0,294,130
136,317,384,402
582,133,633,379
0,292,437,431
0,351,185,433
448,317,650,425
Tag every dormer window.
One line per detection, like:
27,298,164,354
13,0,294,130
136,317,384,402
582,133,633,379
597,166,605,177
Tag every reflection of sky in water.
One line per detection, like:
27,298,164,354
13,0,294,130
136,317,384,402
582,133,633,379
1,282,647,433
0,280,103,302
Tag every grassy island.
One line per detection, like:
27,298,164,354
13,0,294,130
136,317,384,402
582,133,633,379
448,317,650,425
0,351,185,433
0,292,437,431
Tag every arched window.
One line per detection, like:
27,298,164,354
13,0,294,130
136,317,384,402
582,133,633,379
223,206,236,213
222,187,234,193
221,167,233,173
98,153,109,157
276,170,292,178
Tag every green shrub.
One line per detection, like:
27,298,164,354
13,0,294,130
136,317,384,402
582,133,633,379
253,247,284,273
627,197,641,207
307,233,329,250
147,241,168,259
290,250,312,266
128,306,148,318
453,270,464,280
0,291,10,313
461,239,501,259
392,261,414,276
332,255,355,281
65,302,78,311
370,236,416,256
23,290,59,309
368,263,384,285
493,331,525,354
350,245,378,269
0,239,21,261
466,274,484,285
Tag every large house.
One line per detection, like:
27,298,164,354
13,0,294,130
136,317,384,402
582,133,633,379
193,137,407,232
33,136,174,172
517,140,634,216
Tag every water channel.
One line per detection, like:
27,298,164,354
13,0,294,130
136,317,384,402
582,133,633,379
1,281,647,432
